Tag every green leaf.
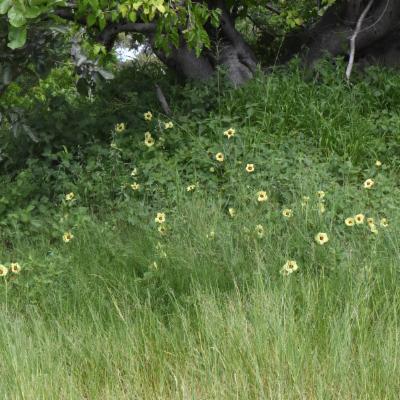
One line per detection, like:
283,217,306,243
25,6,43,19
169,27,179,48
294,17,304,26
118,4,128,18
111,10,118,21
88,0,99,9
8,25,27,49
87,14,97,27
8,6,27,27
128,11,137,22
98,13,106,30
93,43,103,55
131,2,142,11
0,0,12,14
210,10,221,27
156,4,165,13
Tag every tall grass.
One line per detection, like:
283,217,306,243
1,267,399,398
1,195,399,398
1,65,400,398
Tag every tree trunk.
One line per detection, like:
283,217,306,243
213,0,257,85
304,0,400,69
149,1,257,86
152,42,215,82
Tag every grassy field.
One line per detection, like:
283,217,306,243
1,66,400,398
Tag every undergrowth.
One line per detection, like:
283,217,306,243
0,62,400,398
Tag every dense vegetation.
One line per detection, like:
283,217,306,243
0,57,400,398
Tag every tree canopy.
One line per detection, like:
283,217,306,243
1,0,400,90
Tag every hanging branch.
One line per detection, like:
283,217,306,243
346,0,374,81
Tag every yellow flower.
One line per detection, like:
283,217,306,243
318,202,326,214
0,264,8,277
369,224,378,234
130,183,140,191
215,152,224,162
65,192,75,201
144,131,152,139
145,136,155,147
186,184,196,192
115,122,126,133
255,224,265,238
245,163,255,173
257,191,268,202
281,260,299,275
363,178,374,189
345,217,355,226
367,217,374,226
10,262,21,274
375,160,382,167
209,167,215,172
380,218,389,227
155,212,166,224
144,111,153,121
158,225,167,235
317,190,325,199
354,213,365,224
223,128,235,139
282,208,293,218
164,121,174,129
228,207,236,217
315,232,329,245
131,168,138,177
63,232,74,243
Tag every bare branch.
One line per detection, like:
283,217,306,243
346,0,374,80
155,84,171,115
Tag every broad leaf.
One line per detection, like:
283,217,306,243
8,6,27,28
0,0,12,14
25,6,43,19
87,14,97,27
8,26,27,49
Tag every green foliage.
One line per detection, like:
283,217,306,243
0,0,53,48
0,62,165,170
1,60,400,246
0,60,399,399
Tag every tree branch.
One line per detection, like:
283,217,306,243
346,0,374,80
97,22,157,49
155,84,171,115
53,6,157,50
